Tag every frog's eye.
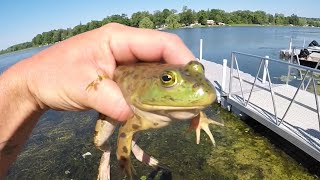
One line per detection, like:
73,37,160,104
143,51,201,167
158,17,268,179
161,71,177,87
186,61,205,74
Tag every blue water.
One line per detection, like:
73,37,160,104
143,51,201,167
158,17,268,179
166,26,320,84
2,26,320,78
167,26,320,61
0,46,49,72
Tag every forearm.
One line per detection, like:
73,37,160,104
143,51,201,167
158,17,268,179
0,59,44,178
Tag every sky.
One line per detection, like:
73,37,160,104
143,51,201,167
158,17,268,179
1,0,320,50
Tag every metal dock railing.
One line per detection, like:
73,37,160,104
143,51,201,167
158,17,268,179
226,52,320,162
198,37,320,162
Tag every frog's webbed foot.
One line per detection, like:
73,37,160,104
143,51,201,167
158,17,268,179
189,111,224,146
86,74,109,91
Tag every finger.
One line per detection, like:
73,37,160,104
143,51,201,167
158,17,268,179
103,23,195,64
85,79,132,121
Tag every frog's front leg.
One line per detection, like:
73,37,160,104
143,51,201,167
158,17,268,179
189,111,224,146
94,114,118,180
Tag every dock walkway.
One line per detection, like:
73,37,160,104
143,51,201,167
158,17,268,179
201,54,320,162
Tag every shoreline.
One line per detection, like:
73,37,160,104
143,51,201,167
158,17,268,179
1,25,319,56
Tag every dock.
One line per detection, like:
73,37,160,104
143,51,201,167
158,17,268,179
201,52,320,162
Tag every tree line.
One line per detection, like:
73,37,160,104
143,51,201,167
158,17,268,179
1,6,320,55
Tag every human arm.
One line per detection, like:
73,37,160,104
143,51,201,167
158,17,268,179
0,23,195,177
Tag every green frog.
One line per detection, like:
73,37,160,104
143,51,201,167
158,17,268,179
90,61,223,180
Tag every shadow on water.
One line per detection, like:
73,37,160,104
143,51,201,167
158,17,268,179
6,104,320,180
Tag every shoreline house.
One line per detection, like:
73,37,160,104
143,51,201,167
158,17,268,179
207,20,215,26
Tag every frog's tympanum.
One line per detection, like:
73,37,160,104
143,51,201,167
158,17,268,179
89,61,223,180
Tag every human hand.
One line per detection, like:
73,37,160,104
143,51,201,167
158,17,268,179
21,23,195,121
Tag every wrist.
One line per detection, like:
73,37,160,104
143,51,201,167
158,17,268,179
0,57,45,176
0,57,46,114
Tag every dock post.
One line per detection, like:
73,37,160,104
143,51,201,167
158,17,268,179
262,56,269,83
222,59,228,92
199,39,203,61
289,38,292,55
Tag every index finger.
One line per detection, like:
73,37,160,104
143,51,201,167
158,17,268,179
103,23,195,64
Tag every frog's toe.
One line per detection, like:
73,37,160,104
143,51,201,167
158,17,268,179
191,111,224,146
199,121,216,146
119,156,135,180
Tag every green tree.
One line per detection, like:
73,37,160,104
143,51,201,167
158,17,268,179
152,10,163,27
165,14,180,28
208,9,225,22
88,20,102,30
32,34,43,46
289,14,299,25
139,17,154,29
229,14,241,24
197,10,208,25
131,11,151,27
42,31,53,45
162,9,172,21
170,9,177,14
253,11,268,24
52,29,62,43
275,13,286,25
102,14,130,26
232,10,255,24
72,24,88,36
298,18,307,26
180,6,194,26
61,29,70,40
268,14,275,24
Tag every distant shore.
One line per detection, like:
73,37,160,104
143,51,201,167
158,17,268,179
1,25,319,56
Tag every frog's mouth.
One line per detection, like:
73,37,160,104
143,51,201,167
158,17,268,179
133,101,206,120
133,99,209,111
132,105,201,121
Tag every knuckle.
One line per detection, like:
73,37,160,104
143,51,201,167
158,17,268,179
166,33,182,43
102,23,126,33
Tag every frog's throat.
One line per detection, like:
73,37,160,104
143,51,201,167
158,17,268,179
131,105,200,122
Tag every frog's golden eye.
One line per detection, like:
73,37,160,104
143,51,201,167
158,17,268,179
161,71,177,87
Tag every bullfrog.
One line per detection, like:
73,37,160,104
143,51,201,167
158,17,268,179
89,61,223,180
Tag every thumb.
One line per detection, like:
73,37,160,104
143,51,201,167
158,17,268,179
86,79,132,121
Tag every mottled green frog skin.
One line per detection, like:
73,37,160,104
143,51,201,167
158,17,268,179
110,61,217,179
114,61,216,110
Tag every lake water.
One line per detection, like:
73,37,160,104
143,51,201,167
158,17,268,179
2,26,320,179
